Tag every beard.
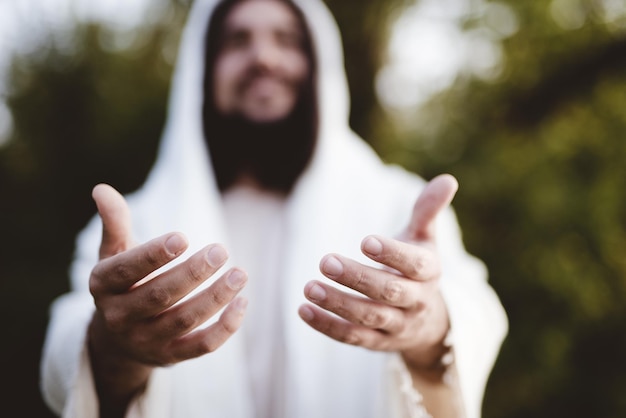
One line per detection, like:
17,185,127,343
202,0,318,194
204,97,317,194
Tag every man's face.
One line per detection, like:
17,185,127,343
213,0,310,123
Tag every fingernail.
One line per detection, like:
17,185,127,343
322,256,343,276
227,269,247,290
165,234,186,256
308,283,327,301
206,245,227,267
362,236,383,256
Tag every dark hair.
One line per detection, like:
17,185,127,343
202,0,318,193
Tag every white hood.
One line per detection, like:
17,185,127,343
80,1,416,416
137,0,352,222
43,1,507,417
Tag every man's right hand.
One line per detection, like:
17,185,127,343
88,184,248,417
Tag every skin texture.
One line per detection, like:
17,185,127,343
86,1,463,417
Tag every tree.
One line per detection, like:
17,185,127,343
379,1,626,416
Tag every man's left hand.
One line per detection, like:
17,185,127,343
299,174,458,371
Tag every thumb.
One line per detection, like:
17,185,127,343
405,174,459,242
92,183,133,259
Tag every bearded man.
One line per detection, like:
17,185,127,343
41,1,507,417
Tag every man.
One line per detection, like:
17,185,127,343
41,0,508,417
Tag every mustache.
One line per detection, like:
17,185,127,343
235,67,297,94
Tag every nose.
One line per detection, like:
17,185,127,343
250,38,281,70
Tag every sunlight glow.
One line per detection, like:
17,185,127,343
377,0,518,112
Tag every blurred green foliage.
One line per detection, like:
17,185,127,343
379,2,626,417
0,3,185,416
1,0,625,417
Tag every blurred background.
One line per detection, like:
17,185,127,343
1,0,625,416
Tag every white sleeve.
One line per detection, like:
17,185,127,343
41,296,173,418
40,216,100,416
40,292,98,417
40,215,175,418
437,207,508,418
125,368,173,418
382,354,433,418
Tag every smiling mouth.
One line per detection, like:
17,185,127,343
243,76,288,97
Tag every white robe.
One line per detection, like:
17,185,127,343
40,0,508,417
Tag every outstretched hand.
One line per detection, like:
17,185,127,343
299,174,458,370
88,184,248,414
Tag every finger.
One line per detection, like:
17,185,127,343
124,244,230,318
319,254,421,308
298,304,388,351
152,268,248,338
167,297,248,362
303,280,405,333
92,183,133,259
361,235,440,282
90,232,189,295
406,174,458,241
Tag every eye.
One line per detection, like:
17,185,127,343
275,29,303,49
222,30,249,50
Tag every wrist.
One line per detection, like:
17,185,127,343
402,292,453,380
88,314,153,417
402,330,453,380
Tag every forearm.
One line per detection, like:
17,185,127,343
88,314,153,418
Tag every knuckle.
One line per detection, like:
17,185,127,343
146,287,172,308
362,309,386,328
89,275,104,296
186,261,208,286
210,289,230,307
406,258,425,278
412,300,426,312
219,316,239,334
354,268,368,288
172,312,198,333
195,338,219,356
103,310,127,333
89,263,112,295
113,262,134,282
340,329,363,346
144,249,162,269
381,280,404,303
332,299,350,319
